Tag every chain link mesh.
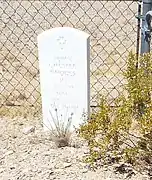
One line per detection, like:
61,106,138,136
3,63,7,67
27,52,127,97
0,0,138,116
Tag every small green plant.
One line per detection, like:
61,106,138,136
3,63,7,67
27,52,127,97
79,52,152,171
44,108,73,148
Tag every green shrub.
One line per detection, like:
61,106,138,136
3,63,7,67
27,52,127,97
79,52,152,168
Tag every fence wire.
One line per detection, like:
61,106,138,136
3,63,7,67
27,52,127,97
0,0,138,116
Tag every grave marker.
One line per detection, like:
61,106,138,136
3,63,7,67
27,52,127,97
37,27,90,131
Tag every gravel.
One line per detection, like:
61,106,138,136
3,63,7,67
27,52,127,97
0,117,151,180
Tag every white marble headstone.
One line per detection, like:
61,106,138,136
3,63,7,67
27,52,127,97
37,27,90,131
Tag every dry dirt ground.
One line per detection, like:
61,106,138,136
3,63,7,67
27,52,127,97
1,1,151,179
0,117,151,180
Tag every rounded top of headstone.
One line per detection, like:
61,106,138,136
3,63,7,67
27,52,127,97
38,27,90,40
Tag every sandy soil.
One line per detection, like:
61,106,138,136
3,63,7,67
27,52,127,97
0,117,151,180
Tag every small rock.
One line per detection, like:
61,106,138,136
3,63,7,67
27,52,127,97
63,162,72,168
81,168,88,173
22,126,35,135
0,168,5,173
10,166,15,170
45,170,54,178
5,150,14,156
19,122,24,126
12,135,17,139
48,174,56,180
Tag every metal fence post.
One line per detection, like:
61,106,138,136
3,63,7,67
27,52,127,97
138,0,152,117
140,0,152,54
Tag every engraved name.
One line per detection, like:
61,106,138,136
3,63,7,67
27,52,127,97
49,69,75,76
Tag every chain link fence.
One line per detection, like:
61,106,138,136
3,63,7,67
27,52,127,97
0,0,138,117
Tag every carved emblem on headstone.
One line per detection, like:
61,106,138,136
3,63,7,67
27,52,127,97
57,36,66,50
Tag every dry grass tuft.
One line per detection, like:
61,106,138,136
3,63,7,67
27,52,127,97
44,108,73,148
